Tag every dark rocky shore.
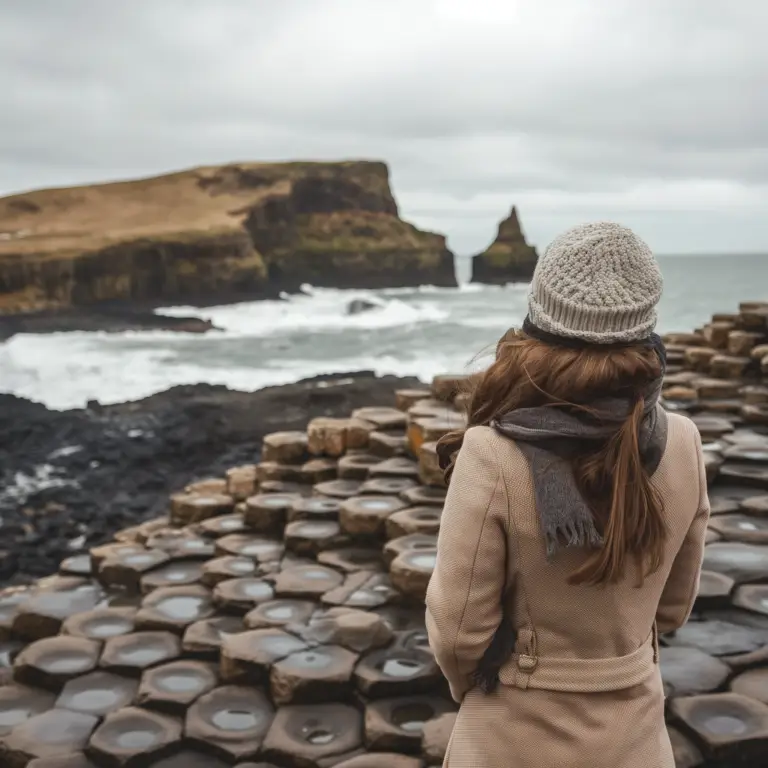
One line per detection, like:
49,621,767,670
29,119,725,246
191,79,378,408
0,372,418,587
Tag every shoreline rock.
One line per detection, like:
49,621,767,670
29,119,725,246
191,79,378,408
0,161,458,317
470,206,538,284
0,372,419,588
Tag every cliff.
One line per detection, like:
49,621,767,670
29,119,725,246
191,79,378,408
470,206,538,284
0,161,456,314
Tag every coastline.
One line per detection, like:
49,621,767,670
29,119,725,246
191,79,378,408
0,371,419,588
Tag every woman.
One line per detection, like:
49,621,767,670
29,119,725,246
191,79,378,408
426,222,710,768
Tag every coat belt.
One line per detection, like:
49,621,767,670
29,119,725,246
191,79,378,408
498,624,659,693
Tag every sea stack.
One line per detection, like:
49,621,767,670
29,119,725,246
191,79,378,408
0,161,457,315
470,206,538,284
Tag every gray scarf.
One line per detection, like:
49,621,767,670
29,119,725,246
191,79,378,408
491,377,668,556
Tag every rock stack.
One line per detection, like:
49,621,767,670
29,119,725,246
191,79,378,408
0,323,767,765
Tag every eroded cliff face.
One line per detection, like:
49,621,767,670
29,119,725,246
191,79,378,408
0,161,456,314
470,206,538,284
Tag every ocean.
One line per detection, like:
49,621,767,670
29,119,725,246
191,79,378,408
2,253,767,410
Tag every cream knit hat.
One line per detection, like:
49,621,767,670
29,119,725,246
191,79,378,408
527,222,663,345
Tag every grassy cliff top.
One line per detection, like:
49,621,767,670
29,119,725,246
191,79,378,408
0,160,396,261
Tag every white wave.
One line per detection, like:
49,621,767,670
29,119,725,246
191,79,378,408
0,464,77,507
159,288,448,337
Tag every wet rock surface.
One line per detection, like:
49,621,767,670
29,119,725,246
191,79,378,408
1,348,768,764
0,373,418,588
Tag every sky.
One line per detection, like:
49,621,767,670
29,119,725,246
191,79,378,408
1,0,766,256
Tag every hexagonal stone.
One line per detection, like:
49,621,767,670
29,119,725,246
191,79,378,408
374,607,429,635
390,551,436,602
55,671,138,716
664,617,768,657
213,579,275,613
26,753,99,768
262,703,363,767
244,494,300,534
288,497,340,523
136,586,215,633
136,660,218,712
421,711,457,765
369,457,420,480
354,646,441,699
100,631,181,676
400,485,446,507
89,543,145,570
336,453,381,481
0,684,56,736
201,556,260,587
182,616,244,658
695,570,734,610
691,415,735,441
318,547,384,574
365,695,454,753
741,494,768,517
143,752,230,768
359,477,419,496
666,726,704,768
144,532,215,560
394,389,432,411
220,629,309,684
335,755,423,768
407,416,464,456
352,407,407,431
98,547,171,592
733,583,768,617
141,561,205,593
301,458,338,484
284,520,348,556
270,644,358,705
256,462,306,484
314,479,363,500
199,513,248,537
322,572,398,610
0,710,98,766
11,580,103,641
368,431,408,458
225,464,259,501
339,496,408,537
60,607,136,642
307,418,351,457
88,706,182,766
729,667,768,705
719,463,768,490
703,542,768,582
263,431,309,463
383,534,437,567
670,692,768,764
14,636,101,691
58,555,93,578
293,608,393,653
170,493,234,526
274,565,344,600
659,647,730,697
386,507,441,539
417,442,444,488
245,600,317,631
259,480,313,497
214,535,285,566
708,514,768,544
185,686,275,762
185,478,228,495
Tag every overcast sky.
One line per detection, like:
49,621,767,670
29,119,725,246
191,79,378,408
1,0,766,255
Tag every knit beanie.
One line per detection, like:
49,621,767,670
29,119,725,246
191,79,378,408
527,222,663,345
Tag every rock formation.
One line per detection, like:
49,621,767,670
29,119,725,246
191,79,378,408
0,162,457,315
470,206,538,284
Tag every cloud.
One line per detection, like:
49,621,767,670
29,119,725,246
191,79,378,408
0,0,766,254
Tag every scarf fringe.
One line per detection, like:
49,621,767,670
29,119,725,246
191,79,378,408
544,517,604,558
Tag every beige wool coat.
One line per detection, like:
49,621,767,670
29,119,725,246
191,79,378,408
425,412,710,768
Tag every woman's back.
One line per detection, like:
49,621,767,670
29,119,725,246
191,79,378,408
425,222,710,767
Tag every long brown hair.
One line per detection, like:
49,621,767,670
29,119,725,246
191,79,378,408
438,328,666,587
